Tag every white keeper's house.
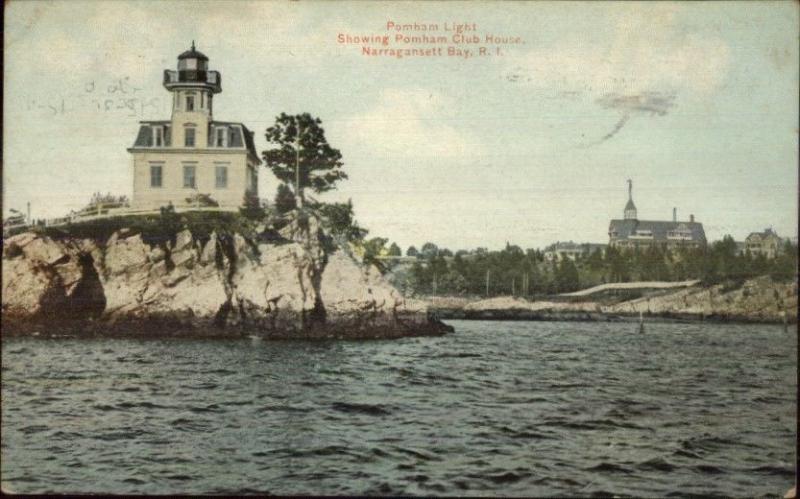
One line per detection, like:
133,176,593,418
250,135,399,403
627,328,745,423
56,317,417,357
127,43,261,209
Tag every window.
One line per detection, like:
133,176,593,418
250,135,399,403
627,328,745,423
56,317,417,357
184,128,195,147
215,166,228,188
186,96,195,111
183,165,196,188
150,165,162,188
154,127,163,147
247,166,258,193
216,128,225,147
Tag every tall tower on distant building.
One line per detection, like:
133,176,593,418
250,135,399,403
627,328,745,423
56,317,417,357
624,179,637,220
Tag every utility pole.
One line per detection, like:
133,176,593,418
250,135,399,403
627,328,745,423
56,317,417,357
295,124,304,208
512,277,515,296
432,247,439,303
485,269,490,297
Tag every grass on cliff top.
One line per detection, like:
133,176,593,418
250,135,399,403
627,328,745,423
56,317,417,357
38,210,265,248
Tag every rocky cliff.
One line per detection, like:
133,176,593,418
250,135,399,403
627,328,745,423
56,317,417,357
2,213,451,339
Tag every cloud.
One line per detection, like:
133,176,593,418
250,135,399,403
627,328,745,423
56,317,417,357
499,4,716,146
341,88,486,160
502,4,731,99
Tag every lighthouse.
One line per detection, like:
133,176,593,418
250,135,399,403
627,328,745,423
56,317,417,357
128,43,261,210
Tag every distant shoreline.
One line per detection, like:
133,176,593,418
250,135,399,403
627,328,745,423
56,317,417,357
420,275,798,326
430,308,796,326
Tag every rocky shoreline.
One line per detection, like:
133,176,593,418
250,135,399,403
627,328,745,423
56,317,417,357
427,275,798,325
2,212,453,340
431,308,795,325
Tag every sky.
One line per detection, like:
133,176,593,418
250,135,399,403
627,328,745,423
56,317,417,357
4,1,798,251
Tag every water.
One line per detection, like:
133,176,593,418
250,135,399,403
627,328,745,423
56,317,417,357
2,321,796,496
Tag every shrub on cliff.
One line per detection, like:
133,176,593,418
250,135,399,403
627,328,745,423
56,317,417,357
41,211,260,252
314,200,367,243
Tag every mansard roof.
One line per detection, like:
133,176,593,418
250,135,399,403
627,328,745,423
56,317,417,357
130,120,260,163
609,219,706,242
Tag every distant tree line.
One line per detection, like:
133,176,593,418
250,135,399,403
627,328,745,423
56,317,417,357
386,237,798,298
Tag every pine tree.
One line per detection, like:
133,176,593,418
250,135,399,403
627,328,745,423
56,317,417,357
262,113,347,205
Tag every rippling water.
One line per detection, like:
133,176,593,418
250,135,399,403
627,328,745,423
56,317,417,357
2,321,796,496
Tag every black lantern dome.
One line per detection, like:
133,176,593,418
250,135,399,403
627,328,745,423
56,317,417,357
163,41,221,93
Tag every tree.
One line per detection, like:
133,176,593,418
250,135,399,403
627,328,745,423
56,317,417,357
605,245,630,283
262,113,347,206
420,242,439,259
555,257,580,293
408,261,427,295
317,200,367,242
388,242,402,256
240,193,266,220
274,183,296,214
587,247,604,271
406,246,419,257
439,270,468,295
362,237,388,269
771,241,798,282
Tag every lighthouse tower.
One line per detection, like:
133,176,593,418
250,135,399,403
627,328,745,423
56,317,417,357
163,41,222,149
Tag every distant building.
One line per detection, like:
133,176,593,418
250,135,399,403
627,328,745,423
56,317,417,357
128,43,261,210
608,180,706,250
744,228,784,258
543,242,607,262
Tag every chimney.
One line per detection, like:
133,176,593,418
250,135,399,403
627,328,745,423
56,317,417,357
673,207,677,222
690,214,695,223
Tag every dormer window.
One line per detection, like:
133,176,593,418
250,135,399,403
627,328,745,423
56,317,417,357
186,96,195,111
216,128,225,147
154,127,163,147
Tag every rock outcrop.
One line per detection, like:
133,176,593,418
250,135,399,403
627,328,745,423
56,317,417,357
2,213,452,339
433,277,797,324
